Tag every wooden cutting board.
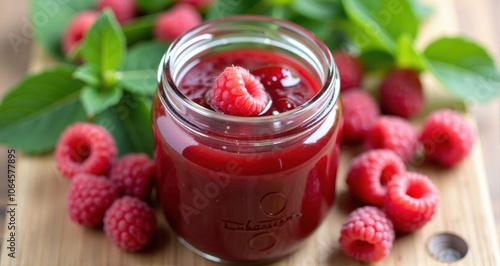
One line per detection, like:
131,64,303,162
1,0,499,265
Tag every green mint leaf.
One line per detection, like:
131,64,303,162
396,34,426,71
359,49,395,72
287,0,346,43
424,37,500,102
74,65,100,87
0,66,86,153
288,15,336,46
81,85,123,117
136,0,173,13
290,0,336,20
118,41,168,96
122,13,159,45
270,0,293,5
207,0,263,19
269,5,287,19
82,10,126,72
94,93,153,156
341,0,419,53
29,0,95,58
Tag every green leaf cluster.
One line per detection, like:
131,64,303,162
2,0,498,155
29,0,95,59
0,11,168,155
340,0,499,102
206,0,499,102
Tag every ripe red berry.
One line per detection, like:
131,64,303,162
67,173,120,227
109,153,155,200
97,0,137,24
341,89,380,143
333,50,364,92
384,172,439,233
154,3,202,42
210,66,269,116
104,196,157,251
379,69,424,118
346,149,406,206
55,122,117,178
61,11,99,56
365,116,418,162
339,206,395,263
419,109,474,167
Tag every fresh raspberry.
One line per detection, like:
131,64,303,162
109,153,155,200
154,3,202,42
346,149,406,206
333,50,364,92
341,89,380,143
384,172,439,232
104,196,157,251
67,173,120,227
210,66,269,116
97,0,137,24
365,116,418,162
177,0,213,8
55,123,117,178
419,109,474,167
61,11,99,56
379,69,424,118
339,206,394,263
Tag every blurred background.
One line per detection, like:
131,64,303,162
0,0,498,251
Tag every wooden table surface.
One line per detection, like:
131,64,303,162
0,0,499,265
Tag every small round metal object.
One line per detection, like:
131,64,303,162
427,233,468,263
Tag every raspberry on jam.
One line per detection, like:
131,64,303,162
209,66,268,116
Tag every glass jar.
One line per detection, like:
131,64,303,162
153,16,342,264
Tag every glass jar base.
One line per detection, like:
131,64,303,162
177,236,287,265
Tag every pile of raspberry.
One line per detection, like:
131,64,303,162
55,122,157,252
334,50,475,262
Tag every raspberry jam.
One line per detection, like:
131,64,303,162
153,16,342,263
179,49,318,115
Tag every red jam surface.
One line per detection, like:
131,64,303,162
153,49,342,262
179,49,318,115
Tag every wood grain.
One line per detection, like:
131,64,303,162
0,109,499,266
0,0,32,250
452,0,500,243
1,0,499,265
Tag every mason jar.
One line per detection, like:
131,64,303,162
152,15,342,264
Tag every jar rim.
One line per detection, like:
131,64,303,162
159,15,339,127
